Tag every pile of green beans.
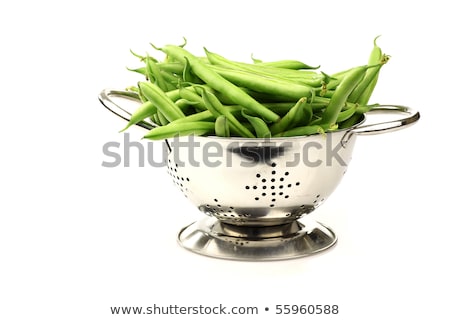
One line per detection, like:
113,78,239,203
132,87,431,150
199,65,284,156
121,37,388,140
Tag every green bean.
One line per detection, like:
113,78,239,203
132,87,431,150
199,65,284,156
347,37,387,104
274,125,324,137
251,54,263,64
174,100,198,116
189,85,237,105
211,62,322,87
347,63,382,103
320,65,367,126
159,38,187,63
369,36,383,65
354,104,378,114
125,86,139,93
357,37,387,105
175,99,248,123
182,57,202,84
255,59,319,70
269,97,308,135
241,110,271,138
174,101,241,123
171,109,215,124
160,70,179,90
143,121,215,140
137,83,148,103
120,87,187,132
338,113,364,129
310,104,357,126
145,55,170,92
157,109,169,126
139,81,185,122
179,87,207,110
241,88,298,103
262,102,297,115
132,63,179,88
127,66,147,77
160,45,280,122
130,50,144,61
174,98,197,113
330,66,355,80
215,115,230,137
336,104,357,123
201,88,255,138
120,100,155,132
261,99,325,115
209,65,315,100
151,112,161,126
157,62,185,74
294,100,313,126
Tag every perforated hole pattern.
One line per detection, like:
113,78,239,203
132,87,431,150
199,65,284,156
166,159,190,198
166,160,326,219
243,162,304,208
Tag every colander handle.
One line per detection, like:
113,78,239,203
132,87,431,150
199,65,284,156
352,105,419,135
341,105,420,146
98,88,157,130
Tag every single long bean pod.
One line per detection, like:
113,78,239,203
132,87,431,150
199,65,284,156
139,81,185,122
121,87,184,132
241,110,271,138
120,100,155,132
171,109,215,124
320,65,368,126
143,121,215,140
160,45,280,122
336,104,357,123
127,66,147,77
357,43,388,105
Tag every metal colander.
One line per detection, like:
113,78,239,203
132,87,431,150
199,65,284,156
99,89,420,261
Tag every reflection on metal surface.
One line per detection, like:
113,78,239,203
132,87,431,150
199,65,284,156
178,216,337,261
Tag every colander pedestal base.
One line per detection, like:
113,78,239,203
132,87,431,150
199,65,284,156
178,216,337,261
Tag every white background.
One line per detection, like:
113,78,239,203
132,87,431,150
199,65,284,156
1,0,448,319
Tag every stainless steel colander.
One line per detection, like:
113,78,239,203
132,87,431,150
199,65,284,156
99,89,420,261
